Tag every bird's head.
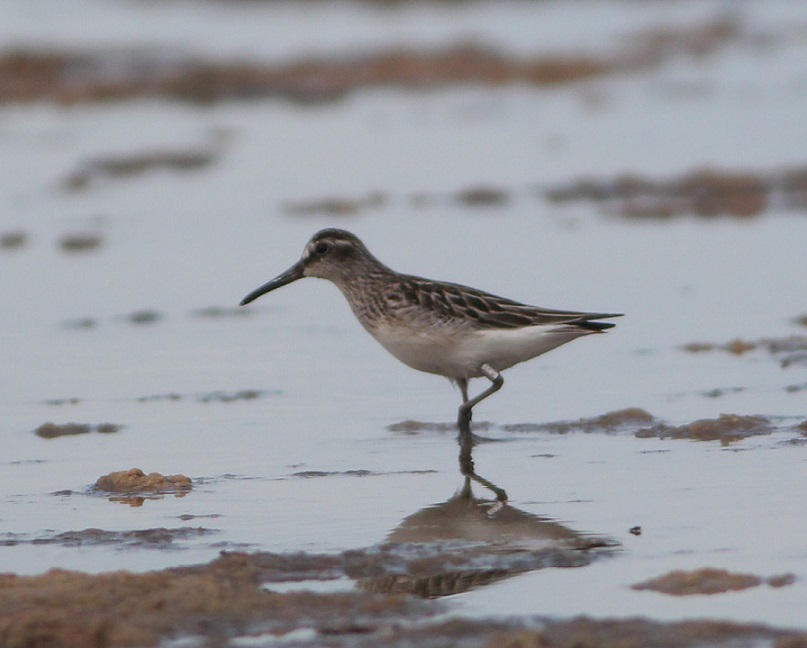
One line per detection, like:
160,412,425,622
240,229,375,305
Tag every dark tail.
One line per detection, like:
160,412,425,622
577,313,623,331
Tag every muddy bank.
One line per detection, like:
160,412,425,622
0,552,430,648
0,551,804,648
0,15,752,105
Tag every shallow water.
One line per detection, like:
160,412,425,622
2,0,807,640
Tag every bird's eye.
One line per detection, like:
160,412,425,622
314,242,330,255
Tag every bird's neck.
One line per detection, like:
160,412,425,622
333,260,397,330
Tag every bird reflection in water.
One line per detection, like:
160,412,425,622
351,456,615,598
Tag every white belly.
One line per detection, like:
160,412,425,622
368,321,593,380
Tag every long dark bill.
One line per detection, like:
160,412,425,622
240,261,305,306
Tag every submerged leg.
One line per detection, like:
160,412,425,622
457,363,504,427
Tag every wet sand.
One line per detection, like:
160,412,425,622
1,554,804,647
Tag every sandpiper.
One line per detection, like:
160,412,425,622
240,229,621,427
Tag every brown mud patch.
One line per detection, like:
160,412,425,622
503,407,655,434
120,309,162,325
0,45,613,105
95,468,192,495
632,568,796,596
635,413,772,446
455,185,511,207
34,422,122,439
683,335,807,368
0,15,757,106
0,230,28,250
64,149,216,191
545,165,807,218
58,232,103,253
485,618,805,648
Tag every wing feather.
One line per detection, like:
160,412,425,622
389,276,621,330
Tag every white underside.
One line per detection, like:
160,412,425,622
368,322,594,380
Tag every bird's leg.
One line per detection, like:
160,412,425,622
458,378,469,405
454,365,507,502
457,363,503,428
456,377,470,441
